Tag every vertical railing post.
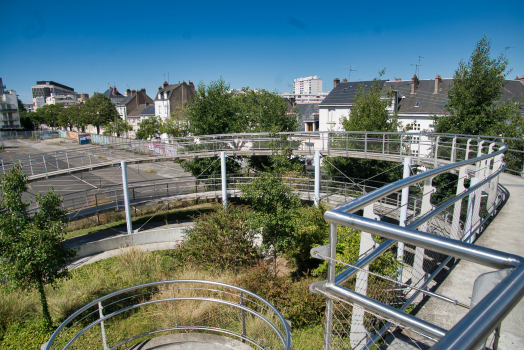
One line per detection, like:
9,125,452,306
120,161,133,235
382,134,385,159
98,302,109,350
42,156,48,179
398,157,412,282
464,177,479,243
29,155,34,176
240,292,246,343
221,151,227,209
323,223,337,350
451,166,467,240
364,133,368,155
434,136,440,167
451,137,457,163
65,152,70,173
1,159,4,175
55,151,59,170
314,150,321,207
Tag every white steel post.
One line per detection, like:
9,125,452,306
451,166,467,240
221,151,227,209
98,302,109,350
120,161,133,235
464,177,479,243
350,203,379,349
398,157,412,282
314,150,321,208
323,223,337,350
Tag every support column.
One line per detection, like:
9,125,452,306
464,177,479,243
398,157,412,282
350,203,379,350
412,177,435,299
121,161,133,235
323,223,337,350
221,151,227,209
451,166,467,240
314,150,321,208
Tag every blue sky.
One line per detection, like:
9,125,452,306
2,0,523,104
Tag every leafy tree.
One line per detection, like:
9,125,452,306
80,92,119,134
324,71,403,186
186,78,244,135
434,36,522,136
241,171,301,275
180,156,240,179
162,105,188,137
57,105,80,131
103,117,132,137
135,116,162,140
236,89,298,133
0,163,75,330
35,103,64,129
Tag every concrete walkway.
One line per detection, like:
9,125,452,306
416,172,524,349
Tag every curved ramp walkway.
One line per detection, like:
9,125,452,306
415,172,524,349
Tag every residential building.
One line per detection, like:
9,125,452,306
113,88,154,121
293,76,322,95
154,80,195,121
46,93,81,107
31,81,75,111
0,78,20,130
280,92,329,103
296,103,320,132
127,104,155,138
103,86,126,105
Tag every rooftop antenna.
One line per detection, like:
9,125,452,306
168,73,170,84
410,63,418,76
418,56,424,78
342,66,358,81
505,46,514,60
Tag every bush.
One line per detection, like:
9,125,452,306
169,205,261,271
235,262,325,328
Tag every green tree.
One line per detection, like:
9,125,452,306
80,92,119,134
57,105,80,131
186,78,244,135
103,117,132,137
236,89,298,133
0,164,75,329
241,171,301,275
324,71,403,185
36,103,64,129
135,116,162,140
162,105,188,137
434,36,522,136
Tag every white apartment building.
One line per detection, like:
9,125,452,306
31,81,76,111
0,78,20,129
293,76,322,95
46,93,80,107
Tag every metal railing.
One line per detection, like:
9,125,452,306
44,280,292,350
1,132,523,179
310,136,524,349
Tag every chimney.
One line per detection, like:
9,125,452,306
411,75,419,94
342,78,348,82
126,88,131,96
182,80,186,84
158,86,162,91
189,80,195,91
112,86,117,95
334,78,340,88
434,75,442,94
131,89,137,96
163,81,169,89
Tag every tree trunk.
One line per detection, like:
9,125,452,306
37,279,52,330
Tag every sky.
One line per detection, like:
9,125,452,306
1,0,523,104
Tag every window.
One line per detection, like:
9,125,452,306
328,109,335,123
411,123,421,131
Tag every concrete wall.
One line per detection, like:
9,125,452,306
71,226,190,258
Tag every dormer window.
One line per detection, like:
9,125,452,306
164,92,168,99
158,93,161,99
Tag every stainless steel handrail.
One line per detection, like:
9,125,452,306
45,280,292,350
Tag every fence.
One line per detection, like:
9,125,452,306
44,280,292,350
0,130,58,140
311,136,523,349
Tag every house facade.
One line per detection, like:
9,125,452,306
0,78,20,130
154,81,195,121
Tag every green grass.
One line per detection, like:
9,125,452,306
0,248,324,350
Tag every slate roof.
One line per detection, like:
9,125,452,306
139,104,155,116
127,104,154,118
154,83,182,101
320,80,386,106
385,79,452,115
102,88,124,100
500,80,524,113
296,103,320,132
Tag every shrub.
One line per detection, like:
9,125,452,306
235,262,324,328
169,205,260,271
